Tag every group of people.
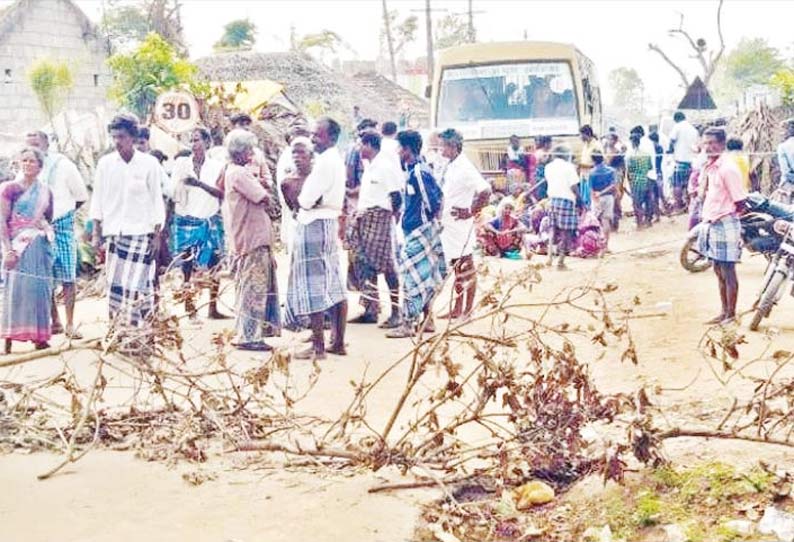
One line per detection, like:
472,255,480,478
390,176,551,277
0,110,499,360
0,104,771,354
479,111,756,272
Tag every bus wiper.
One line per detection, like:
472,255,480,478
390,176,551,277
468,63,496,116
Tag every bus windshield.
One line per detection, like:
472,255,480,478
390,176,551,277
437,61,579,139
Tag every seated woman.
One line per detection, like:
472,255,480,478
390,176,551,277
0,147,54,353
479,197,527,258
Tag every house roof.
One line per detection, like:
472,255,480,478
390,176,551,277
677,76,717,111
195,50,428,128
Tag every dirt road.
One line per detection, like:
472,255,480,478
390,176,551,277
2,214,794,542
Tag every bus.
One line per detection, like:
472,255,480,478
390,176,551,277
429,41,603,179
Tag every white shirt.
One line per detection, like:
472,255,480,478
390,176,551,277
778,137,794,180
544,158,579,202
670,120,699,164
90,150,166,236
380,137,401,166
171,155,224,219
440,153,490,260
39,153,88,220
357,151,405,212
297,147,346,225
276,146,297,248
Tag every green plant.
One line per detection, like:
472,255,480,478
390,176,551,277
214,18,256,51
633,491,662,527
27,58,74,122
107,32,206,119
771,69,794,107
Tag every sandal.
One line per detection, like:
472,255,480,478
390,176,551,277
64,327,83,340
294,346,325,360
233,342,273,352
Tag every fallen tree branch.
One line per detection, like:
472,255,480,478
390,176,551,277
0,338,101,369
37,355,105,480
659,428,794,448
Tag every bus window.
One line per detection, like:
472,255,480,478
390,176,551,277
437,61,580,139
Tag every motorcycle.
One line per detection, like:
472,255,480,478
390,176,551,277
749,220,794,331
680,193,794,273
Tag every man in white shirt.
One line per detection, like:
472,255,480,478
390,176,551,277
380,121,401,167
668,111,699,212
439,128,491,320
545,145,581,269
90,114,166,334
286,117,348,360
171,126,228,321
349,131,404,328
25,131,89,339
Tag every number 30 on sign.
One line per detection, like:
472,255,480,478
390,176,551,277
154,91,200,134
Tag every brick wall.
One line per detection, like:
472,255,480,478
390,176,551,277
0,0,111,137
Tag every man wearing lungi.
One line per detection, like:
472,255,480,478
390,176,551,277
343,118,378,291
438,129,490,321
287,117,348,360
698,127,746,325
348,131,404,328
91,114,166,332
387,130,445,339
25,131,88,339
544,145,580,270
171,126,228,321
668,111,699,213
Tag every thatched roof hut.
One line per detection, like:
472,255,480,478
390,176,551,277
195,51,428,130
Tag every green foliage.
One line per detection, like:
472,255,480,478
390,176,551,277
771,68,794,107
607,67,644,112
712,37,785,105
101,0,186,54
214,18,257,52
101,4,150,51
27,58,74,121
381,10,418,56
725,38,784,88
107,33,205,119
633,491,663,526
434,14,469,50
293,30,343,55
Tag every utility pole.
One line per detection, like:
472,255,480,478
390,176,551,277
467,0,475,43
425,0,434,82
411,1,447,86
452,1,484,44
382,0,397,82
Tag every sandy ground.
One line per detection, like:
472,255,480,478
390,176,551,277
2,214,794,542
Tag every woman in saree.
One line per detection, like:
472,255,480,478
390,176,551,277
479,197,527,258
0,147,54,353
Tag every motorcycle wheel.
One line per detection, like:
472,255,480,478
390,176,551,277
749,271,787,331
679,236,712,273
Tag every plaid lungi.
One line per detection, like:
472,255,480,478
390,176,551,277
52,211,77,283
353,207,397,275
234,245,281,342
698,215,742,263
400,220,446,321
172,213,225,270
287,218,346,317
549,198,578,231
106,234,156,327
673,162,692,189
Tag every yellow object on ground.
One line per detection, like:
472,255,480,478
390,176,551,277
513,480,555,509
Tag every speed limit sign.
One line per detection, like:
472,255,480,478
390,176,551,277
154,90,200,134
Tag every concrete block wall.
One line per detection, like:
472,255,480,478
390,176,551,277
0,0,111,136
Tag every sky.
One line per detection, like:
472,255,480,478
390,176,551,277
7,0,794,110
